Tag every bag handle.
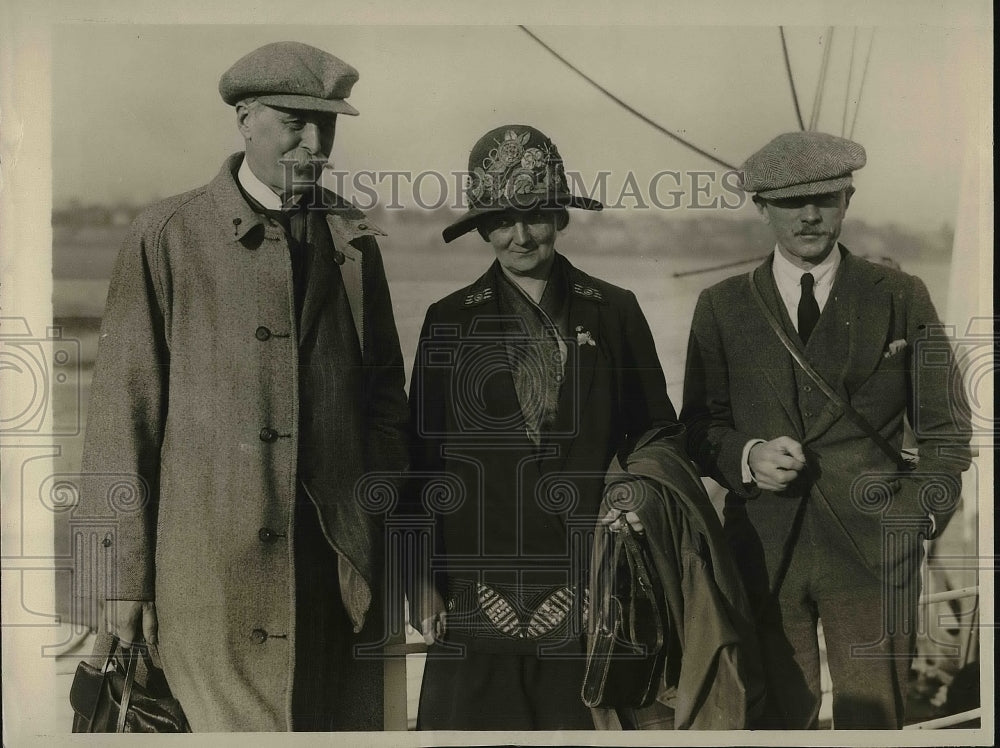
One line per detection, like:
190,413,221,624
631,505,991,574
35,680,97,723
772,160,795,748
620,525,664,652
747,270,912,472
595,532,623,634
592,523,665,652
91,627,154,683
81,634,119,731
116,647,141,733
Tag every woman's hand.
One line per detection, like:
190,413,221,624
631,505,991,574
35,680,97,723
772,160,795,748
417,588,447,646
599,506,644,534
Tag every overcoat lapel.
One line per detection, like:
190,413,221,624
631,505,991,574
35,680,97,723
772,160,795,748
295,209,381,356
750,258,805,438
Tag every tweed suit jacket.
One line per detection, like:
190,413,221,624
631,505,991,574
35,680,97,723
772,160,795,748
680,247,971,591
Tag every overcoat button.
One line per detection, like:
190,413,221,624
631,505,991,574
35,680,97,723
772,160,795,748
259,427,278,442
250,628,268,644
803,384,812,392
258,527,278,543
333,250,346,265
553,372,564,384
255,326,272,341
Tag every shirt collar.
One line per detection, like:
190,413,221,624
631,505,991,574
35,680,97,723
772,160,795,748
772,240,842,288
237,156,283,211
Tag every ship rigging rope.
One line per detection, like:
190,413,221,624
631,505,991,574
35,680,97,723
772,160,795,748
779,27,806,131
808,27,835,130
518,25,738,171
841,27,859,137
849,30,875,139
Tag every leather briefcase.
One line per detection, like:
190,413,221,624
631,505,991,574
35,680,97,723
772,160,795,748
70,634,190,733
582,523,668,709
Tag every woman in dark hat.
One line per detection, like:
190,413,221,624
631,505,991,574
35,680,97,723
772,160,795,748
406,125,680,730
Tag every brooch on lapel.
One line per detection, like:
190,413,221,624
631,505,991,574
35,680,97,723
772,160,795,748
884,339,908,359
575,325,596,347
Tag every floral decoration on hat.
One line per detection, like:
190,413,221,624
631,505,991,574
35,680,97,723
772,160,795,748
442,124,603,243
467,128,570,209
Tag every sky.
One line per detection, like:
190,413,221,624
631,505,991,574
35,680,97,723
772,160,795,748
49,18,989,231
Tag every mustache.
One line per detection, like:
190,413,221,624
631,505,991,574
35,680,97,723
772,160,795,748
285,149,333,171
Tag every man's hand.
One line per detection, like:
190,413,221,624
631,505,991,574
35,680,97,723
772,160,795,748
106,600,158,646
417,588,447,647
748,436,806,491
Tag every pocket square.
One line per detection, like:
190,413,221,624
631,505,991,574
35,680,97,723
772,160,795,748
883,339,907,358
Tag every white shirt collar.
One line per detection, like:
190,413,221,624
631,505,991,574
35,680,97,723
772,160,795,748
772,240,842,290
770,241,843,326
238,155,283,210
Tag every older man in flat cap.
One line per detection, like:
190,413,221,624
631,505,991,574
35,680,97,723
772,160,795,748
78,41,409,731
680,131,971,729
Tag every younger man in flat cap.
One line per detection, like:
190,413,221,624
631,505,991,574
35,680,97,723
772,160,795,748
79,41,409,731
680,131,971,728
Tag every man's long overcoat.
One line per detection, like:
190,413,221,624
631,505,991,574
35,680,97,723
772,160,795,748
78,154,410,731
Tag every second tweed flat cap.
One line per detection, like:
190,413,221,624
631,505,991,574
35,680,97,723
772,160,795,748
739,131,866,199
219,41,360,115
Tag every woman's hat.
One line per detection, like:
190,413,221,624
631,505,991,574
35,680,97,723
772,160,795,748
442,125,603,243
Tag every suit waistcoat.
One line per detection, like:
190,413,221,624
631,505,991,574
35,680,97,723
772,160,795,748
764,267,851,434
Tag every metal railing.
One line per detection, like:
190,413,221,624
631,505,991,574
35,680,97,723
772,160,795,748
904,584,980,730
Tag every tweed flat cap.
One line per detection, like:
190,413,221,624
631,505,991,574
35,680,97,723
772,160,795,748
219,41,360,115
739,131,866,199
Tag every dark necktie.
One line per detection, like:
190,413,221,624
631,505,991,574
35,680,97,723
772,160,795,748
284,201,310,325
241,193,301,237
283,197,308,245
798,272,820,344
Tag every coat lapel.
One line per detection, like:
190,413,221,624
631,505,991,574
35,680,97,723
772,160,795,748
801,248,893,442
562,267,603,429
546,263,604,471
839,250,894,392
456,263,526,434
750,258,805,438
295,208,385,355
